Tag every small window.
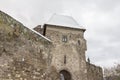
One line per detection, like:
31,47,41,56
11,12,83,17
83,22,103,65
62,35,67,42
64,55,66,64
69,35,71,38
78,40,81,45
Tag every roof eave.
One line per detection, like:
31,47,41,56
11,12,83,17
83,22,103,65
43,23,86,32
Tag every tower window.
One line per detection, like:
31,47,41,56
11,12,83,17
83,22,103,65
78,40,81,45
62,35,67,42
64,55,66,64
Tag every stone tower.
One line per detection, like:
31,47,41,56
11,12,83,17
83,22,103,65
42,14,88,80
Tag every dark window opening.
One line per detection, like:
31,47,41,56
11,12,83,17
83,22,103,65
69,35,71,38
43,25,46,36
62,35,67,42
78,40,81,45
64,55,66,64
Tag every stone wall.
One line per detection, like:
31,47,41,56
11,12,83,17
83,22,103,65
34,25,44,35
87,62,103,80
45,25,88,80
0,11,60,80
0,10,104,80
0,10,24,28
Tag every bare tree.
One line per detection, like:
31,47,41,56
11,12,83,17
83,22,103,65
104,64,120,80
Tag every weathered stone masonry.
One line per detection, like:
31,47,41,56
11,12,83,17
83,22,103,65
0,10,103,80
0,10,59,80
87,62,103,80
43,24,87,80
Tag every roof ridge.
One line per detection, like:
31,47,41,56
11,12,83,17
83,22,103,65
45,14,85,29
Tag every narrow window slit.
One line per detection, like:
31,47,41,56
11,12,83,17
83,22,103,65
64,55,66,64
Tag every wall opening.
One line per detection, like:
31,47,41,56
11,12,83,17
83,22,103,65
78,40,81,45
43,24,46,36
64,55,66,64
62,35,67,42
60,70,71,80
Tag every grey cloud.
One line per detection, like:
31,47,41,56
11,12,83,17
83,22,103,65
0,0,120,68
86,22,120,67
0,0,63,28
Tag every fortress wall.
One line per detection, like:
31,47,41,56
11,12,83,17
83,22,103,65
0,10,103,80
0,11,60,80
87,62,103,80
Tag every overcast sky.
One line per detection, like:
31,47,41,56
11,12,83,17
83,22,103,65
0,0,120,68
